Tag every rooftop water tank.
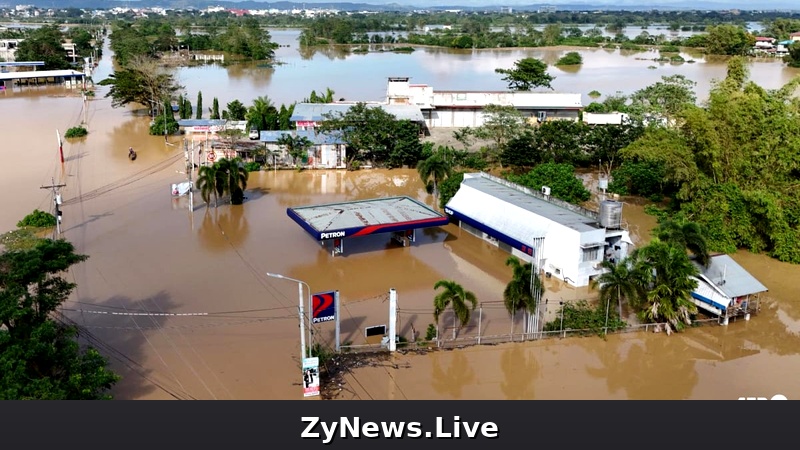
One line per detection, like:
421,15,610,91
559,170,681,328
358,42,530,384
599,200,623,229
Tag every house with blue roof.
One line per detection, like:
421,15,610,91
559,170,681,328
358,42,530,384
259,129,347,169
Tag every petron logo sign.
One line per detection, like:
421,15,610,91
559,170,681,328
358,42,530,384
320,231,346,239
312,291,336,324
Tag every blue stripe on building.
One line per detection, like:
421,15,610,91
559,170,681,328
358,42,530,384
446,207,536,258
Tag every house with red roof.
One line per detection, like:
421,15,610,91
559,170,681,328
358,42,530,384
791,31,800,42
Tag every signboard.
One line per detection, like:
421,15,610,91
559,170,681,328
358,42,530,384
365,324,386,337
302,357,320,397
296,121,317,128
312,291,336,324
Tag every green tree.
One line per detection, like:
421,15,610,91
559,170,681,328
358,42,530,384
196,163,225,208
215,157,249,205
542,23,562,46
503,256,544,334
223,99,247,121
438,172,465,209
433,280,478,340
556,51,583,65
786,42,800,68
210,97,221,120
196,91,203,120
593,259,641,325
705,25,755,56
494,57,555,91
631,240,699,334
654,219,710,267
305,87,335,103
182,98,193,120
0,239,120,399
417,153,452,200
470,104,527,167
98,55,182,115
14,25,71,70
507,163,591,204
246,96,278,132
629,75,697,123
277,134,314,169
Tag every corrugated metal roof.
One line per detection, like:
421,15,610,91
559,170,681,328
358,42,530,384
446,173,601,237
0,69,84,80
290,102,425,122
695,254,768,298
177,119,228,127
259,129,345,145
290,196,446,232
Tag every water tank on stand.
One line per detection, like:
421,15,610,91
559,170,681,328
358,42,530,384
599,200,623,229
598,177,609,191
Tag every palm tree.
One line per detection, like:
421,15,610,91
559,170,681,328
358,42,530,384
196,163,225,208
503,256,543,336
632,241,699,334
246,96,277,131
417,153,451,201
215,157,249,205
654,219,710,267
433,280,478,340
277,134,314,169
592,259,641,330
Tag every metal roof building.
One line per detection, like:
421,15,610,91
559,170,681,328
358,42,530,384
690,254,768,320
259,129,345,145
290,102,425,124
287,196,449,256
445,172,633,287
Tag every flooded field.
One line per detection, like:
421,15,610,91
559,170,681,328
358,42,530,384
1,35,799,400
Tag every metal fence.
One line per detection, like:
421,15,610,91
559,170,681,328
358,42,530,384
333,295,724,353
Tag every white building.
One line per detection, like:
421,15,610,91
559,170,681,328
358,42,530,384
445,172,633,287
385,77,583,129
260,129,347,169
583,112,630,125
689,254,767,322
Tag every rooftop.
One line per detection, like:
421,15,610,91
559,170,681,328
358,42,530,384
695,254,768,299
0,69,84,81
259,129,345,145
430,91,583,109
450,173,601,233
290,102,425,122
176,119,228,127
287,197,450,244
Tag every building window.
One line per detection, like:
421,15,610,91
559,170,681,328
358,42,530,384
582,247,600,262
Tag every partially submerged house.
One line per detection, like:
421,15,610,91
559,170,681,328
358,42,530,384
260,129,347,169
690,254,767,324
290,102,426,134
444,172,633,288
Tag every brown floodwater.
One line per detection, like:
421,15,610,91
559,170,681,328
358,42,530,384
1,36,799,400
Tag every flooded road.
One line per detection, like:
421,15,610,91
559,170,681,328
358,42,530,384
1,36,799,400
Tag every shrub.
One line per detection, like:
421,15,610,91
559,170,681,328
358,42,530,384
64,126,88,138
17,209,57,228
244,161,262,172
588,90,602,98
556,51,583,65
543,299,627,336
425,324,437,341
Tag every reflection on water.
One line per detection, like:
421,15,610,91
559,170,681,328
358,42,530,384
431,351,475,399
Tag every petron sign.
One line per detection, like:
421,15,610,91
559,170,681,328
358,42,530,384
312,291,336,324
320,231,346,240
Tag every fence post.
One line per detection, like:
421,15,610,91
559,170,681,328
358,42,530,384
477,306,482,345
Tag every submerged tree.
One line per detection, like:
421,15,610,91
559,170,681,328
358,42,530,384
495,57,555,91
433,280,478,340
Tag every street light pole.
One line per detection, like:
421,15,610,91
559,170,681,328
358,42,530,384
559,301,565,339
266,273,312,360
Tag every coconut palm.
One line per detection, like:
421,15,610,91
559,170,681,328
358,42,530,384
215,157,249,205
503,256,544,335
632,240,699,334
654,219,710,267
433,279,478,340
196,163,225,208
246,96,278,131
277,133,314,169
417,153,451,200
592,259,642,322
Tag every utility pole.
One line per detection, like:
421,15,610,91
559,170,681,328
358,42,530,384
41,178,66,236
